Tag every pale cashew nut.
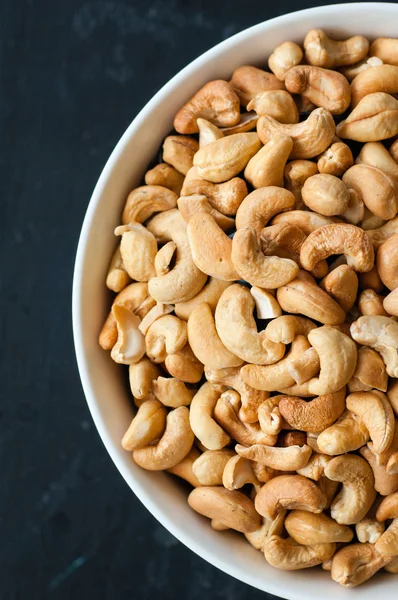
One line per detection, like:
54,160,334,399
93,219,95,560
304,29,369,68
106,245,131,292
288,347,321,385
376,520,398,557
343,164,398,219
222,455,258,490
177,194,235,231
167,447,202,487
196,118,224,147
162,135,199,175
181,170,248,215
318,411,370,456
349,346,388,393
346,391,395,454
351,65,398,106
244,135,292,189
350,315,398,377
174,278,231,321
133,406,194,470
377,234,398,290
235,186,295,236
272,210,337,235
231,228,298,289
255,474,326,520
145,315,187,363
317,142,354,177
264,535,335,570
325,454,376,524
265,315,316,344
320,265,358,311
285,66,351,114
188,486,261,533
220,111,259,135
191,449,235,486
114,223,157,281
215,284,285,365
153,243,177,277
337,92,398,141
268,41,303,80
187,303,243,369
331,543,392,587
250,287,282,319
302,174,350,217
257,108,335,159
129,357,161,400
343,189,366,226
356,141,398,179
165,343,204,384
361,446,398,495
122,185,177,224
173,80,240,133
285,511,353,545
358,289,389,317
138,303,174,335
245,511,286,551
122,400,167,452
189,382,229,450
279,388,346,433
356,517,385,544
230,65,285,106
147,209,207,303
247,90,298,123
284,160,318,209
145,162,184,196
110,305,146,365
297,453,332,481
153,377,195,408
236,443,312,472
258,397,283,436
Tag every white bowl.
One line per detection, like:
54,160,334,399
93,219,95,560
73,4,398,598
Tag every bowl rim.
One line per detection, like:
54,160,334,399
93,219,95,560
73,4,398,597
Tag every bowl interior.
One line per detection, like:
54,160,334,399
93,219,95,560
73,4,398,598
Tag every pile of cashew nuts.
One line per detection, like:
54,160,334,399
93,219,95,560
99,30,398,588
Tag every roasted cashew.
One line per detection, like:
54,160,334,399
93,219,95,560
222,455,258,490
366,215,398,249
317,142,353,177
220,111,259,135
197,118,224,147
370,37,398,66
167,447,202,487
349,346,388,393
339,55,383,81
264,535,335,571
177,194,235,231
356,516,385,544
350,315,398,377
105,245,131,292
268,41,303,80
279,388,346,433
147,209,207,303
235,186,295,236
191,449,235,486
110,305,146,365
153,377,195,408
245,511,286,551
384,288,398,317
388,380,398,418
346,391,395,454
255,474,326,520
138,303,174,336
153,243,177,277
357,141,398,180
257,108,335,159
377,234,398,291
244,135,293,189
258,396,284,436
360,446,398,496
236,443,312,472
358,289,389,317
145,162,184,196
163,135,198,175
296,452,332,481
283,159,318,209
247,90,298,123
302,173,350,217
285,66,351,114
122,185,177,224
250,287,282,319
358,265,384,293
181,169,248,215
174,278,231,321
320,265,358,311
129,357,161,401
174,80,240,133
165,343,204,383
331,543,392,587
351,65,398,107
343,164,398,220
304,29,369,68
279,431,308,448
337,92,398,141
288,347,320,385
318,411,370,456
272,210,337,235
121,400,167,452
285,510,353,545
189,382,229,450
376,520,398,557
145,315,187,363
230,65,285,106
265,315,316,344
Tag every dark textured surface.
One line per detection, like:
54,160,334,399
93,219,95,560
1,1,353,598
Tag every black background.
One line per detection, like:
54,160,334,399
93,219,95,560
1,1,368,598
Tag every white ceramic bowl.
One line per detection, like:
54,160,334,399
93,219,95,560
73,4,398,598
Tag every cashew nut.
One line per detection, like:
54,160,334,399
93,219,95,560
272,209,337,235
370,37,398,65
236,186,295,236
230,65,285,106
247,90,298,123
197,118,224,147
236,443,312,472
346,391,395,454
384,288,398,317
167,447,202,487
337,92,398,141
351,65,398,107
320,265,358,311
145,162,184,196
357,141,398,180
145,315,187,363
250,286,282,319
153,377,195,408
318,411,370,456
287,347,321,385
244,135,293,188
121,400,167,452
222,455,258,490
220,111,259,135
181,170,248,215
189,382,229,450
317,142,354,177
245,512,286,551
177,194,235,231
110,305,146,365
279,388,346,433
191,449,235,486
296,453,332,481
358,289,389,317
302,173,350,217
165,343,204,383
349,346,388,393
268,41,303,80
106,245,131,292
174,278,231,321
264,535,336,570
339,55,383,81
285,65,351,114
122,185,177,224
255,474,326,520
356,517,385,544
304,29,369,68
343,164,398,219
129,357,161,400
265,315,316,344
285,510,353,545
331,542,391,587
154,242,177,277
138,303,174,335
366,215,398,248
350,315,398,377
360,445,398,496
114,223,157,282
163,135,198,175
283,160,318,209
377,234,398,291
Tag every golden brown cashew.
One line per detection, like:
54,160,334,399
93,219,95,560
110,305,146,365
350,315,398,378
235,186,295,236
358,289,389,317
121,400,167,452
197,118,224,147
230,65,285,106
106,245,131,292
193,132,261,183
145,315,187,363
283,159,318,209
215,285,285,365
384,288,398,317
236,443,312,472
163,135,199,175
302,174,350,216
337,92,398,141
220,112,259,135
189,382,229,450
349,347,388,393
167,447,202,487
138,303,174,336
300,223,374,273
361,446,398,496
240,335,311,391
247,90,298,123
346,391,395,454
188,486,261,533
285,511,353,545
279,388,346,433
357,141,398,180
285,66,351,114
191,449,235,486
268,41,303,80
366,215,398,249
318,411,370,456
377,234,398,291
147,209,207,303
331,543,392,587
114,224,157,282
255,474,326,520
356,517,385,544
304,29,369,68
244,135,293,188
277,271,346,325
133,406,194,470
370,37,398,66
257,108,335,159
343,164,398,220
351,64,398,106
177,194,235,231
296,453,332,481
231,228,299,289
174,278,231,321
165,343,204,383
358,265,384,293
339,56,383,81
187,303,243,369
245,511,286,550
288,347,321,385
181,170,248,215
263,535,336,571
222,455,258,490
320,265,358,311
388,380,398,417
129,358,161,401
272,210,337,235
265,315,316,344
153,377,195,408
317,142,354,177
122,185,178,224
375,495,398,556
145,162,184,196
257,397,283,435
325,454,376,524
174,80,240,133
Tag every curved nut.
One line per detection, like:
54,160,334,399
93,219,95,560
230,65,285,106
165,343,203,383
300,223,374,273
279,388,346,433
384,288,398,317
147,209,207,303
337,92,398,141
154,242,177,277
350,315,398,378
245,512,286,550
265,315,316,344
129,357,161,400
106,245,131,292
188,486,261,533
356,517,385,544
145,162,184,196
317,142,354,177
244,135,293,188
285,66,350,114
357,140,398,180
193,132,261,183
257,108,335,159
318,411,370,456
302,174,350,216
349,346,388,393
121,400,167,452
304,29,369,68
222,455,258,490
331,542,391,587
197,118,224,147
264,535,335,571
297,453,332,481
360,446,398,496
268,41,303,80
255,474,326,520
220,111,259,135
236,186,295,236
189,382,229,450
370,37,398,66
187,213,238,281
191,449,235,486
351,65,398,106
138,303,174,336
285,511,353,545
181,171,248,215
376,492,398,521
358,289,389,317
240,335,311,391
114,223,157,281
325,454,376,524
284,160,318,209
343,188,365,226
188,303,243,369
236,443,312,471
343,164,398,219
110,305,146,365
272,210,337,235
287,347,321,385
346,391,395,454
177,194,235,231
277,271,346,325
122,185,177,224
366,215,398,249
145,315,187,363
231,228,298,289
153,377,195,408
167,447,202,487
375,519,398,557
133,406,194,470
215,284,285,365
340,55,383,81
247,90,298,123
258,397,283,436
250,287,282,319
377,234,398,291
173,80,240,133
320,265,358,311
174,278,231,321
163,135,198,175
